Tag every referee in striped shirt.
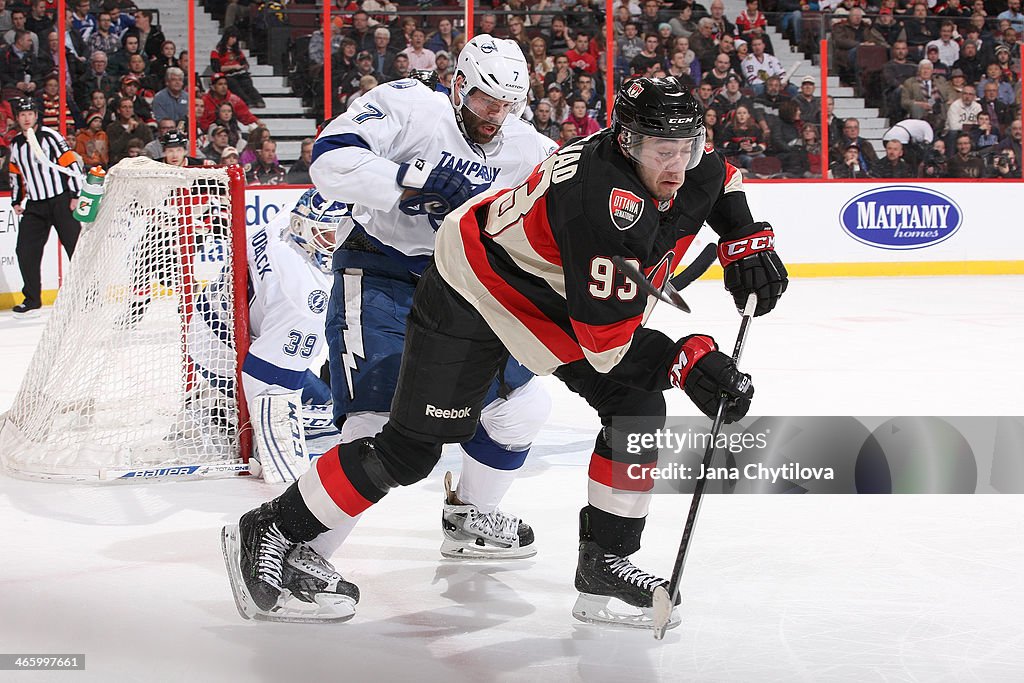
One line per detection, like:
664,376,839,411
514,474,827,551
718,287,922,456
8,98,83,317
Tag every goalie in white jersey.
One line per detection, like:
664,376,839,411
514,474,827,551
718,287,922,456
189,189,349,482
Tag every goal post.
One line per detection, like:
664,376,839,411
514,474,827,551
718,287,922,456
0,157,252,481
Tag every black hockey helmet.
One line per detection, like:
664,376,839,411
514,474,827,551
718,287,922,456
614,76,707,171
160,130,188,149
614,76,704,138
11,97,36,114
409,68,440,91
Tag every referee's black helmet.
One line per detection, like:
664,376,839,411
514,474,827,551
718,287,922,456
160,130,188,148
12,98,36,114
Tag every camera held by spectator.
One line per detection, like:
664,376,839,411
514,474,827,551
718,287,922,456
988,150,1018,178
920,148,948,178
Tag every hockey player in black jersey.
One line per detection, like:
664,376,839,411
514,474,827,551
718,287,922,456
222,76,788,627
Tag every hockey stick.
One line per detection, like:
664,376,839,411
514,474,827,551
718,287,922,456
611,243,718,313
651,292,758,640
669,242,718,291
25,127,83,180
106,461,251,480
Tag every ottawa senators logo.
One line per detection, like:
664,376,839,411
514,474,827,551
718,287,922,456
609,188,643,231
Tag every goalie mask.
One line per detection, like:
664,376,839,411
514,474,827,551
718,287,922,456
452,35,529,143
614,77,706,174
289,189,349,273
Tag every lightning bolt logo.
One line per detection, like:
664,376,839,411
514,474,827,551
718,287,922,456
341,272,366,400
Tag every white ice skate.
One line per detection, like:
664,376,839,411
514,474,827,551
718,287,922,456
440,471,537,559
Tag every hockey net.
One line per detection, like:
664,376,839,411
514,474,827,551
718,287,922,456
0,157,251,481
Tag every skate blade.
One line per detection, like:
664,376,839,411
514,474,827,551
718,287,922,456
255,593,356,624
440,537,537,560
221,524,256,621
571,593,681,631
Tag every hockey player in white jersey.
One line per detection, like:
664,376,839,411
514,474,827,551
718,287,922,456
189,188,349,483
306,35,557,566
221,36,557,624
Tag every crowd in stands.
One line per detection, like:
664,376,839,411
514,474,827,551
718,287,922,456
254,0,1018,179
2,0,1020,186
0,0,312,190
828,0,1021,178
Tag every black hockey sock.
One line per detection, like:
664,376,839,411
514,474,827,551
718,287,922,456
276,483,330,542
580,505,647,557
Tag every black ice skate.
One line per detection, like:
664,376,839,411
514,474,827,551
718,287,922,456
277,543,360,622
440,471,537,559
572,540,681,630
221,500,298,622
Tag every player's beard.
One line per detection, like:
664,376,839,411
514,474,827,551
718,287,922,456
461,106,501,145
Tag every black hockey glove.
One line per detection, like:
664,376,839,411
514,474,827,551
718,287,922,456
668,335,753,423
397,158,480,216
719,222,788,317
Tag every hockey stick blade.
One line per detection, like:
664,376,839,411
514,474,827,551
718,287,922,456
651,586,674,639
25,127,83,179
668,243,718,291
106,461,251,480
652,292,758,641
611,255,691,313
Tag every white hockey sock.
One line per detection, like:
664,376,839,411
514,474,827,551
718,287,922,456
296,447,367,558
455,448,519,514
340,411,389,442
307,515,361,558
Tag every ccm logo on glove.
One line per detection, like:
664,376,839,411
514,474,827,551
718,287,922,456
718,227,776,265
718,222,788,317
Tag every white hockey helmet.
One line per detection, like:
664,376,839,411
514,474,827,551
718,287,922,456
289,188,349,272
453,34,529,132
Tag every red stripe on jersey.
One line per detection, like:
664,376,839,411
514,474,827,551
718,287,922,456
571,315,641,357
520,193,562,266
723,161,743,194
315,446,374,517
669,235,697,273
589,452,655,492
460,204,582,364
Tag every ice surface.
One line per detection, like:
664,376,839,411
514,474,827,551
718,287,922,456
1,276,1022,682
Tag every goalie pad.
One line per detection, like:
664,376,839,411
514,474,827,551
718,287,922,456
250,392,312,483
298,403,341,459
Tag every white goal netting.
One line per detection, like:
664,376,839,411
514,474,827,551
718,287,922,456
0,158,250,481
